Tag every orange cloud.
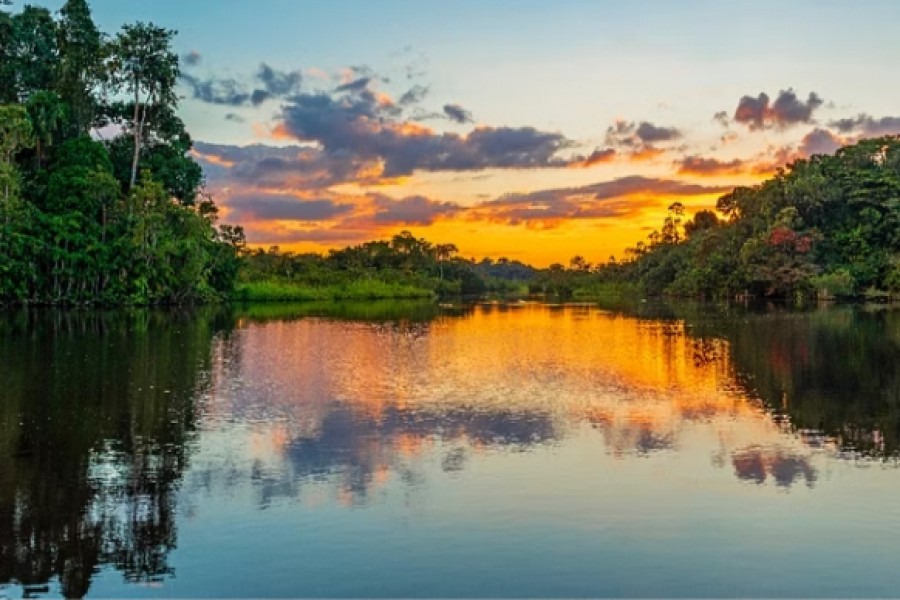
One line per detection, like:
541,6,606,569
629,145,666,161
571,147,616,168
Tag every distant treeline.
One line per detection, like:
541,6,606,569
0,1,243,305
236,231,538,301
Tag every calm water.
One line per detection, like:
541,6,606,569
1,301,899,598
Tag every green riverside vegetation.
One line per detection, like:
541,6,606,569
0,0,244,305
590,136,900,302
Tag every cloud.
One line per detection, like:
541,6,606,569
225,193,354,222
604,120,680,162
606,120,682,146
335,77,371,93
239,223,372,245
224,113,245,123
278,89,574,176
829,114,900,137
799,128,843,157
180,62,301,107
180,72,252,106
192,141,381,190
371,195,462,225
635,122,682,143
398,84,429,105
443,103,474,124
713,111,729,127
676,155,746,176
182,51,201,66
576,147,616,168
256,63,302,96
471,176,732,227
733,89,824,130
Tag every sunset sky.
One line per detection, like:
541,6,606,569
26,0,900,265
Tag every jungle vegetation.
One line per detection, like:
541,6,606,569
0,0,244,305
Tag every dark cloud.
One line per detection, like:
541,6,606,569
180,62,301,107
829,114,900,137
335,77,371,93
225,193,353,222
713,111,729,127
799,128,842,157
676,155,745,176
180,72,251,106
224,113,245,123
733,89,824,130
256,63,301,96
398,84,429,105
605,120,682,146
443,103,474,124
604,120,681,161
372,195,462,225
192,142,378,190
238,224,371,245
182,51,201,66
278,91,574,176
635,121,682,143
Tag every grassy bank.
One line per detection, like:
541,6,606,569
232,279,435,302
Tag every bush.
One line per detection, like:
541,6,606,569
811,269,855,300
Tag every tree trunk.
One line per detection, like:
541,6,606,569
129,80,142,189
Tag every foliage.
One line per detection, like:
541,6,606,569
593,137,900,301
0,1,242,305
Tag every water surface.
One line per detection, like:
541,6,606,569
1,301,898,597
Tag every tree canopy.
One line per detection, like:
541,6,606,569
0,0,243,305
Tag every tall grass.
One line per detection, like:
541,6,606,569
232,279,435,302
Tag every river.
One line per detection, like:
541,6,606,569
1,301,898,597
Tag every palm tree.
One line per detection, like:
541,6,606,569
25,91,66,168
434,243,458,281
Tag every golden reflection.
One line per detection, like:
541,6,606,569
210,304,827,501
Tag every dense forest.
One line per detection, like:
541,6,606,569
0,0,244,305
593,137,900,301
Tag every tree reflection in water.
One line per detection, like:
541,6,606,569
0,309,225,597
1,301,898,596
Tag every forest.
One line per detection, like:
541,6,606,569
0,0,244,305
592,136,900,301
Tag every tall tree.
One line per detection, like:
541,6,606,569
11,6,58,99
57,0,102,135
108,23,178,189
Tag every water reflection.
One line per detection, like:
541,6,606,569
0,302,898,596
0,310,223,597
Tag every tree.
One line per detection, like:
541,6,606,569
25,90,65,167
108,23,179,189
11,6,58,99
0,104,32,205
57,0,102,135
684,209,719,238
434,243,458,280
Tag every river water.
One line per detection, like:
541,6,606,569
1,301,898,597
